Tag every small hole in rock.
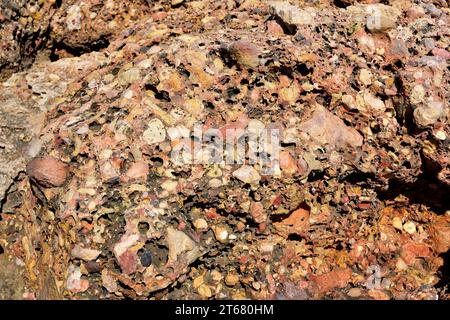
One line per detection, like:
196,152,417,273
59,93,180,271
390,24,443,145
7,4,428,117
144,240,168,268
151,157,164,167
287,234,303,241
297,63,312,76
138,221,150,234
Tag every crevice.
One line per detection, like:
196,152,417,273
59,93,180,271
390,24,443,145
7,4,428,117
339,171,378,185
377,172,450,215
0,171,26,216
307,170,326,182
144,83,171,102
0,4,57,80
333,0,351,8
49,36,110,61
273,16,297,35
435,250,450,292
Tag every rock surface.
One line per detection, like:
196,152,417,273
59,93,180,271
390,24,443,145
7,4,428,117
0,0,449,301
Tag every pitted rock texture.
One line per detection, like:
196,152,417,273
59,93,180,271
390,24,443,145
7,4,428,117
0,0,449,300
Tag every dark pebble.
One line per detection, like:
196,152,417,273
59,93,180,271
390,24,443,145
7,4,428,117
84,261,102,274
140,251,152,267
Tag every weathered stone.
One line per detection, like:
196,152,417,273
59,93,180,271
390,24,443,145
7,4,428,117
26,156,69,188
71,245,102,262
230,40,260,68
299,105,363,149
143,119,166,145
269,1,315,26
232,165,261,184
413,101,444,127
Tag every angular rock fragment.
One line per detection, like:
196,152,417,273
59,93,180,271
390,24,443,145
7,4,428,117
166,227,201,265
113,234,139,275
429,215,450,254
124,161,149,181
143,119,166,145
66,265,89,293
413,101,444,127
310,268,352,294
269,1,315,26
274,207,310,237
299,105,363,149
366,13,396,33
232,165,261,184
212,225,230,243
71,245,102,262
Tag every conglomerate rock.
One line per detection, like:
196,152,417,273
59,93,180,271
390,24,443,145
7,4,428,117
0,0,449,300
0,0,152,80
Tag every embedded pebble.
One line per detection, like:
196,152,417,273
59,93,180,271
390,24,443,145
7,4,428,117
232,165,261,184
403,221,417,235
413,101,444,127
230,40,261,68
143,119,166,145
26,156,69,188
71,245,102,262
